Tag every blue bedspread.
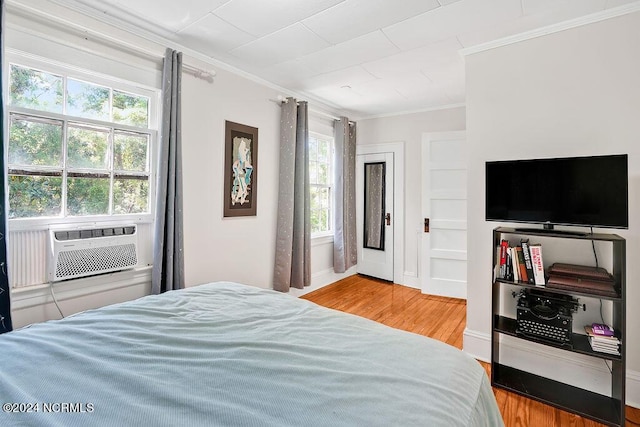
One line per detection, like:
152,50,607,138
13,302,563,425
0,282,503,426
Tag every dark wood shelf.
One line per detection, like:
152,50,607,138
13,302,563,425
495,278,622,301
492,227,626,426
493,364,623,427
494,315,622,361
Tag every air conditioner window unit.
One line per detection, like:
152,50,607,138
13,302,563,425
48,225,139,282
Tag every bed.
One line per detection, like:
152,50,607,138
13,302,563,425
0,281,503,426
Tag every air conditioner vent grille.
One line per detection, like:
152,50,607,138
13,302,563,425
55,243,138,279
54,226,135,241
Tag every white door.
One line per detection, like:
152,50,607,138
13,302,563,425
421,132,467,298
356,153,394,281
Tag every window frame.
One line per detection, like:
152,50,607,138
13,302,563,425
5,52,160,231
308,131,334,239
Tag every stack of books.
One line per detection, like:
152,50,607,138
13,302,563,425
584,323,620,355
547,263,617,297
496,239,545,286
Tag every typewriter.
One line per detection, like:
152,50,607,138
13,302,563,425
515,289,580,347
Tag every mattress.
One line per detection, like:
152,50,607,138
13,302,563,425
0,281,503,426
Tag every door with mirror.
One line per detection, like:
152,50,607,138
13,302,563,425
356,152,394,281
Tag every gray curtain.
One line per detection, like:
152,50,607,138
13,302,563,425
0,0,12,333
273,98,310,292
333,117,357,273
151,48,184,294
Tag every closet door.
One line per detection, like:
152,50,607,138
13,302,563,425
421,131,467,299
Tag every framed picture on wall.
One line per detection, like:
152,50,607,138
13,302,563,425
223,120,258,217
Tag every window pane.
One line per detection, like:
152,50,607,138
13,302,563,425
66,79,110,121
318,187,329,208
114,132,149,172
67,125,109,169
309,137,318,162
8,175,62,218
311,208,329,234
309,161,318,184
318,209,328,232
9,116,63,167
9,65,63,113
318,163,328,185
310,186,320,210
113,91,149,127
317,140,329,163
113,178,149,214
67,177,110,216
311,210,321,234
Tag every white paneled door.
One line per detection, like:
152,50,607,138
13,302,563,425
356,152,394,281
421,132,467,299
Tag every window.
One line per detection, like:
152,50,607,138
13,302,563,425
309,133,333,235
7,63,155,220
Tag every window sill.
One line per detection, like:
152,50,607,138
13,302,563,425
311,234,334,247
9,214,154,232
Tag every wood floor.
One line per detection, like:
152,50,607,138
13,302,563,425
301,275,640,427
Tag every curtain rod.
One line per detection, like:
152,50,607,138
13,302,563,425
270,96,355,124
111,44,216,83
182,66,215,83
9,0,215,83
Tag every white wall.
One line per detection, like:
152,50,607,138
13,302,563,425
180,65,279,288
465,11,640,403
357,108,466,287
181,66,354,290
5,1,350,327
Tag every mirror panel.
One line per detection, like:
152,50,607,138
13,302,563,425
364,162,385,250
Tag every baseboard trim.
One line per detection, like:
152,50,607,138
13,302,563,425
463,328,640,408
402,273,420,289
289,266,358,297
627,370,640,409
423,278,467,299
463,328,492,362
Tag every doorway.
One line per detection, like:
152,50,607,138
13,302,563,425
355,142,404,284
356,153,394,281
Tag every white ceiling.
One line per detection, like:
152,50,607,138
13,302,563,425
58,0,637,118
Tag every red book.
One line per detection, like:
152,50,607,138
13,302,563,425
499,240,509,279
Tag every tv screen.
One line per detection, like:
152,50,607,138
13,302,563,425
485,154,628,229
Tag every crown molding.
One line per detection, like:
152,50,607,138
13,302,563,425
460,1,640,57
354,103,465,121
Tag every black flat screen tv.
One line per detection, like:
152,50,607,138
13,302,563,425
485,154,628,230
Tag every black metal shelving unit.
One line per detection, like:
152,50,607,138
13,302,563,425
491,227,626,427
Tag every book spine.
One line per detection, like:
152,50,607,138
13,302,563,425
499,240,508,279
510,247,519,282
505,248,513,281
529,244,545,286
494,247,501,282
516,247,528,282
521,240,535,284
